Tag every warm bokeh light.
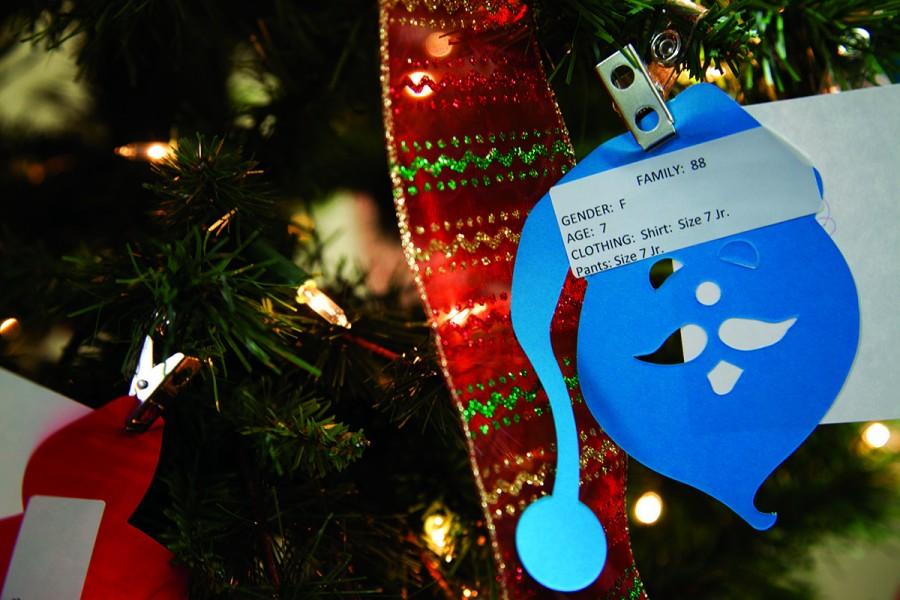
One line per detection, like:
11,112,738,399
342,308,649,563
287,212,315,240
423,510,455,561
862,422,891,449
296,280,351,329
634,491,663,525
426,515,446,548
0,317,21,339
114,141,173,162
145,143,169,160
424,32,453,58
405,71,435,98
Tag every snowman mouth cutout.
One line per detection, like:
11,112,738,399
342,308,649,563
636,259,798,396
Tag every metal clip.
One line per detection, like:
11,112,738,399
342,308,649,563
124,335,198,432
596,44,676,150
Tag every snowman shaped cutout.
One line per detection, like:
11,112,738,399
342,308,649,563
511,83,859,591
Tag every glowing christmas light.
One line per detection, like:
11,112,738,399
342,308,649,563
862,422,891,449
295,280,350,329
422,504,456,561
634,491,663,525
837,28,870,58
145,143,169,160
425,515,447,549
0,317,21,339
114,141,174,162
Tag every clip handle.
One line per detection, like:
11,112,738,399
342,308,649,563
125,398,164,433
596,44,676,150
124,356,200,432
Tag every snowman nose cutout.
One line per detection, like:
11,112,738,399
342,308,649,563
707,360,744,395
636,324,707,365
719,317,797,351
706,318,794,395
649,258,684,289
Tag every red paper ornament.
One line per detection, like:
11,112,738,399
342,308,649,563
0,396,187,599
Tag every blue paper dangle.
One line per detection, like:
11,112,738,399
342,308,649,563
510,84,860,591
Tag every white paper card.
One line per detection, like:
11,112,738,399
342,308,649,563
550,127,822,278
1,496,104,600
0,369,91,519
745,85,900,424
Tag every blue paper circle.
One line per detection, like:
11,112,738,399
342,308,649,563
515,495,607,592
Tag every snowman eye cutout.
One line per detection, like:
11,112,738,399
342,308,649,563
718,240,759,269
649,258,684,289
636,324,707,365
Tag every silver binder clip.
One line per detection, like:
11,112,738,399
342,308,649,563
125,335,196,432
596,44,676,150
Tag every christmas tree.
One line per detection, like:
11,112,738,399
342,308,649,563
1,1,898,598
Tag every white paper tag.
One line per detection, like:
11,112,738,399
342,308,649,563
0,369,91,519
550,127,822,278
2,496,104,600
746,84,900,424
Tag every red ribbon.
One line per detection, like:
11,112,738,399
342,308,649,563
380,1,646,596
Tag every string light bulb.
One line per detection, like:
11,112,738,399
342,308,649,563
114,141,174,162
422,503,457,562
837,27,870,58
295,280,351,329
861,422,891,449
0,317,21,339
634,491,664,525
146,143,169,160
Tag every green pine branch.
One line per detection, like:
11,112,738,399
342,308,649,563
228,379,368,479
148,136,275,234
535,1,898,97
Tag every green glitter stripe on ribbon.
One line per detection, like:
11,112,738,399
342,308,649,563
466,369,527,393
462,359,585,437
405,163,570,197
612,565,645,600
473,414,525,438
463,385,539,421
399,127,564,154
462,365,580,424
394,140,573,182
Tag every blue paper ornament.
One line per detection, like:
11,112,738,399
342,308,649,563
510,83,859,591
